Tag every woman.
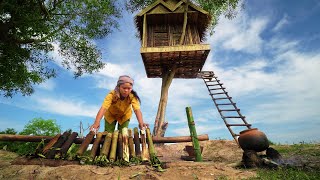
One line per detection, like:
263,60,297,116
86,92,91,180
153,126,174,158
90,75,148,133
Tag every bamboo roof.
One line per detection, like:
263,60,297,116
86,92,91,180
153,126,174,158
135,0,211,42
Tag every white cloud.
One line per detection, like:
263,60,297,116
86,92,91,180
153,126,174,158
209,11,268,54
36,79,56,91
31,96,99,117
272,14,289,32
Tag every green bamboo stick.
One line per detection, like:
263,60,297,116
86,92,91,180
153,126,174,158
186,107,202,162
100,132,112,156
128,129,135,158
122,128,129,162
109,130,119,162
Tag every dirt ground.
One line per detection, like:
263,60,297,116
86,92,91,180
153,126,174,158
0,140,257,180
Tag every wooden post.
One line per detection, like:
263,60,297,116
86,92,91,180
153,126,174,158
59,132,78,158
42,133,61,154
140,129,149,161
133,127,141,157
142,13,147,47
46,131,70,159
117,132,123,160
100,132,112,156
76,131,95,156
90,132,103,159
128,129,135,158
109,130,118,162
186,107,202,162
122,128,129,162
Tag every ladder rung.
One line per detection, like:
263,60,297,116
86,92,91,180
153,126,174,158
216,103,236,106
210,92,226,95
219,109,240,112
223,116,245,118
209,87,226,91
227,124,251,127
205,80,220,83
207,83,223,86
213,97,232,100
234,134,240,136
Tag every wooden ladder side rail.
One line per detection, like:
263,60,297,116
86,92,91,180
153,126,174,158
199,71,252,145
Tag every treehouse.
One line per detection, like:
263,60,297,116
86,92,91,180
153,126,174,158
135,0,211,78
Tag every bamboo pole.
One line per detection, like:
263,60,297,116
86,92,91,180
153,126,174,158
0,134,209,144
76,131,95,156
100,132,112,156
122,128,129,162
90,132,103,159
59,132,78,158
42,133,61,154
109,130,118,162
117,132,123,160
46,131,70,159
140,129,149,161
128,129,135,158
186,107,202,162
133,127,141,157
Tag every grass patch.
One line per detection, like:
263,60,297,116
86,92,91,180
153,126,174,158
272,143,320,157
247,167,320,180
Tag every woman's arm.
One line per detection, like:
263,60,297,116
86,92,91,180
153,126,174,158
134,109,149,130
90,106,107,132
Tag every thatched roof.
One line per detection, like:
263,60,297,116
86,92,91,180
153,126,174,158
135,0,211,42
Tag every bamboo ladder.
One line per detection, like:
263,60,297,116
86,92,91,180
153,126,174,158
198,71,252,144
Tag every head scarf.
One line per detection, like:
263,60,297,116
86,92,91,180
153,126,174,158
114,75,134,100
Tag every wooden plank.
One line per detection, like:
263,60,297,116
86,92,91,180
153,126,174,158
141,44,210,53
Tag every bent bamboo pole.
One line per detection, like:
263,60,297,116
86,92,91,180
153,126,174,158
0,134,209,144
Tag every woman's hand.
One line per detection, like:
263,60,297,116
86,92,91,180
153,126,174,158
139,122,149,130
90,122,100,134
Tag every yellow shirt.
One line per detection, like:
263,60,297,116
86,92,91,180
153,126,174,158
102,90,140,125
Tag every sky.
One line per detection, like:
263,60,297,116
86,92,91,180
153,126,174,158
1,0,320,144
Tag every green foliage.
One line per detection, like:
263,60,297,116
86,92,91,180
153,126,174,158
19,118,61,136
13,118,61,155
0,128,20,152
1,0,121,97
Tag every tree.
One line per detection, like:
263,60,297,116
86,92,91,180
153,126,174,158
0,128,20,152
126,0,241,137
20,117,61,136
0,0,121,97
16,117,61,155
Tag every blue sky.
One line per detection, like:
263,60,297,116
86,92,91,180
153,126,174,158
1,0,319,144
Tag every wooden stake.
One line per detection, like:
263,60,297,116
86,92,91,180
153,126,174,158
90,132,103,159
133,127,141,157
128,129,135,158
76,131,95,156
42,133,61,154
100,132,112,156
186,107,202,162
117,132,123,159
46,131,70,159
109,130,118,162
140,129,149,161
122,128,129,162
59,132,78,158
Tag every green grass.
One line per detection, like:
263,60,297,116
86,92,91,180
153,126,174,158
272,143,320,157
247,167,320,180
245,142,320,180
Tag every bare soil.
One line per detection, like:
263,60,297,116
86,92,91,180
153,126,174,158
0,140,257,180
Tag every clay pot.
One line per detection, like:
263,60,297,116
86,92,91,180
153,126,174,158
184,145,203,157
238,128,269,152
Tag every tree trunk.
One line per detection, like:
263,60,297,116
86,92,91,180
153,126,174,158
153,67,176,137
